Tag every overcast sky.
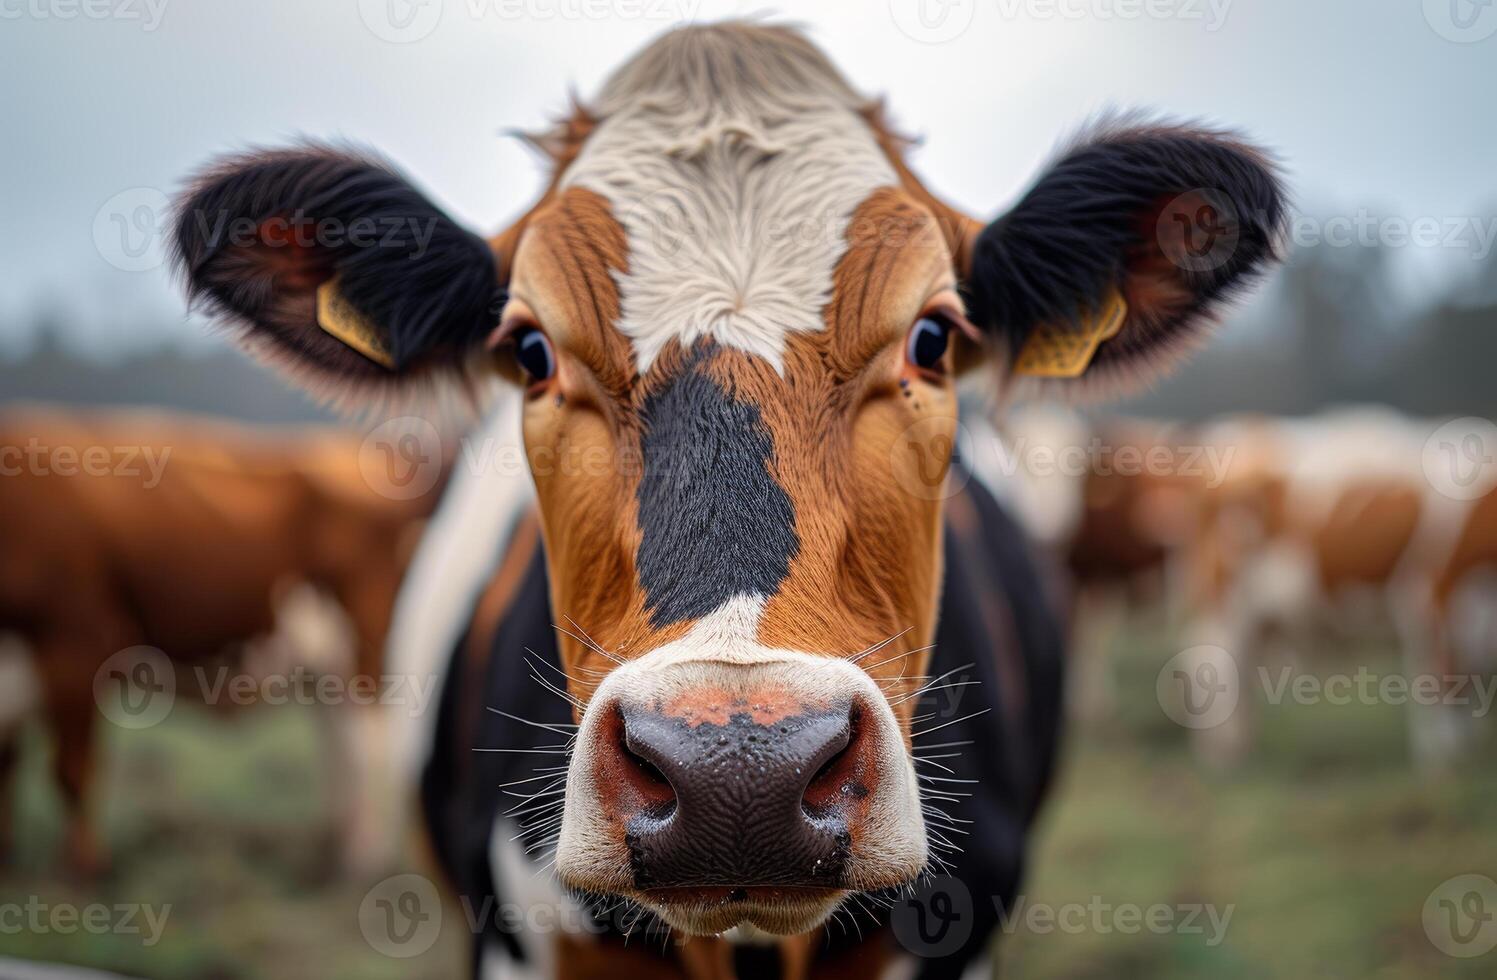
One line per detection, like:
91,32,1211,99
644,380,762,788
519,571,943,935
3,0,1495,356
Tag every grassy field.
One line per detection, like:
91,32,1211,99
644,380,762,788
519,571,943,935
1,703,465,979
999,621,1497,979
2,618,1494,978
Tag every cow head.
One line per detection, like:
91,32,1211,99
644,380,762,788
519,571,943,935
172,22,1285,937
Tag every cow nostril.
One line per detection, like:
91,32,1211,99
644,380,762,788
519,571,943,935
802,706,864,818
609,706,677,818
807,737,849,790
623,740,673,793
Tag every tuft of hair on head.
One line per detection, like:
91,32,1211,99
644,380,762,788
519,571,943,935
513,95,598,180
589,19,870,125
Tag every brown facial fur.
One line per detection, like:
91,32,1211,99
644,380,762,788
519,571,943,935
753,188,959,711
505,183,962,724
508,186,686,705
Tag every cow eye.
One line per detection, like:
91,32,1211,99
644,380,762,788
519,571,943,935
511,326,555,382
905,315,952,371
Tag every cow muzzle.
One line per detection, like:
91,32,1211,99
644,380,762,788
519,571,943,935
554,652,927,935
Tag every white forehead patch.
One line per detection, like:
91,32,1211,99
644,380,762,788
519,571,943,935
558,25,898,376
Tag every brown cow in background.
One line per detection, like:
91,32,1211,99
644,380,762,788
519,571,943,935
0,407,439,873
983,405,1497,768
1165,409,1497,767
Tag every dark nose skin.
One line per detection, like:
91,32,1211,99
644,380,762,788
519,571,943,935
615,705,864,889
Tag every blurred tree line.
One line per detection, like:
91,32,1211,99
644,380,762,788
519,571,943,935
1121,228,1497,420
0,310,333,423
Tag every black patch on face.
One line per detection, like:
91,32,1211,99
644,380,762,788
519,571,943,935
635,352,798,627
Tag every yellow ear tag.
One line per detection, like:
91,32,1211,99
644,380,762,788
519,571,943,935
317,278,396,369
1013,290,1128,378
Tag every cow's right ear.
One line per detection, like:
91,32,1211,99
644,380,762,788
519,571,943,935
172,144,501,394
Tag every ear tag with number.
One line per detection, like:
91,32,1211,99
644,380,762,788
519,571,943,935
317,278,396,369
1013,290,1128,378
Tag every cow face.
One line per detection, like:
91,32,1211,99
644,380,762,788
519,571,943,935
173,22,1284,937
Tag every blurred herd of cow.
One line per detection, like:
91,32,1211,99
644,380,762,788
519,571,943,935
1,401,1494,876
0,407,440,874
984,404,1497,767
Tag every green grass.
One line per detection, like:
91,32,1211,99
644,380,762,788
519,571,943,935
999,619,1497,980
2,619,1494,978
1,702,464,979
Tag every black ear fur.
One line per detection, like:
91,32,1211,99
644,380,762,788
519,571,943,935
172,143,500,384
963,116,1287,386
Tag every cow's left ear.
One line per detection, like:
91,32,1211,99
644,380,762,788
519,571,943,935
961,118,1287,393
172,143,501,396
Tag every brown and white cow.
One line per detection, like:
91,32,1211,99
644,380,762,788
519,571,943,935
0,409,433,873
1181,409,1497,767
169,22,1285,976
